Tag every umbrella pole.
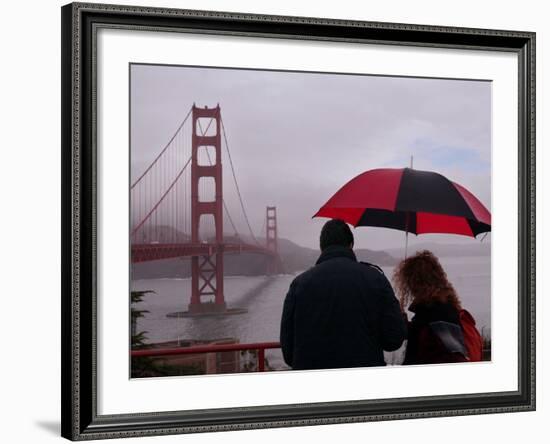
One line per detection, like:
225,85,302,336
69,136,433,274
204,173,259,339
404,211,409,259
404,156,413,259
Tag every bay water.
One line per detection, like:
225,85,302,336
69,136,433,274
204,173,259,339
132,255,490,369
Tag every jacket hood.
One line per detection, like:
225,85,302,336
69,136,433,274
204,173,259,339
315,245,357,265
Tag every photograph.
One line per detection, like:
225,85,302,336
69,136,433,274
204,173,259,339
59,2,536,440
129,64,492,378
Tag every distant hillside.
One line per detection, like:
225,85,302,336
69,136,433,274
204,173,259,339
132,225,190,243
277,237,398,272
131,226,489,280
131,233,398,279
384,241,491,259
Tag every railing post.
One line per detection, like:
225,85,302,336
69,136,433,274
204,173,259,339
131,341,280,375
258,348,265,372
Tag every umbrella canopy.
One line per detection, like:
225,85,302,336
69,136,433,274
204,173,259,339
313,168,491,238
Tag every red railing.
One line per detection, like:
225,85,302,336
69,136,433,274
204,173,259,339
131,341,281,372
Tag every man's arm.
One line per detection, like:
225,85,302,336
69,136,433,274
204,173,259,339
280,280,297,368
376,274,407,352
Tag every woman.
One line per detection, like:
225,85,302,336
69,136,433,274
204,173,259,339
393,250,483,365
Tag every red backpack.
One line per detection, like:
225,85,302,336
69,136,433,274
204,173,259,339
459,309,483,361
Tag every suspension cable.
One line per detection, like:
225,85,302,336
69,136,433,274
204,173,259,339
259,216,266,241
131,107,192,190
132,107,257,245
134,114,218,240
220,116,260,245
196,118,240,239
131,156,192,237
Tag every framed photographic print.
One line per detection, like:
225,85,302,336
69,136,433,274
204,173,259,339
61,2,535,440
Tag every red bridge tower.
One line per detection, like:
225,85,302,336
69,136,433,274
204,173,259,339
188,105,225,314
266,206,280,274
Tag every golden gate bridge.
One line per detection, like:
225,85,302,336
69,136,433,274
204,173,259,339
131,104,283,316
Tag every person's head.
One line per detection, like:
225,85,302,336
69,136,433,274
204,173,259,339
319,219,354,251
392,250,461,311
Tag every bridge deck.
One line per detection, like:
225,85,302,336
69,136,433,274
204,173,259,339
131,242,276,263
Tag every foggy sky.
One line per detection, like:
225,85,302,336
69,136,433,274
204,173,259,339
130,64,491,251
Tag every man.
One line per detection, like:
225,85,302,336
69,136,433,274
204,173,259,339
280,219,406,370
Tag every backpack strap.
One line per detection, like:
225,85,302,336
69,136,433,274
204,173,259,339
428,321,468,357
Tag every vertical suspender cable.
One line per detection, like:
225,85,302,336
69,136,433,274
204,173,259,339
220,116,259,245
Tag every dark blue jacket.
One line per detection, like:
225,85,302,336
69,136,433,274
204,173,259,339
280,245,406,370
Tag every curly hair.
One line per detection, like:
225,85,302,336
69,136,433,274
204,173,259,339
392,250,461,312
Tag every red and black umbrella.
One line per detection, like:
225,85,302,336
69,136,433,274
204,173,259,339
313,168,491,238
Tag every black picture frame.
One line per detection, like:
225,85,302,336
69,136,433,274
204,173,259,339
61,2,536,440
